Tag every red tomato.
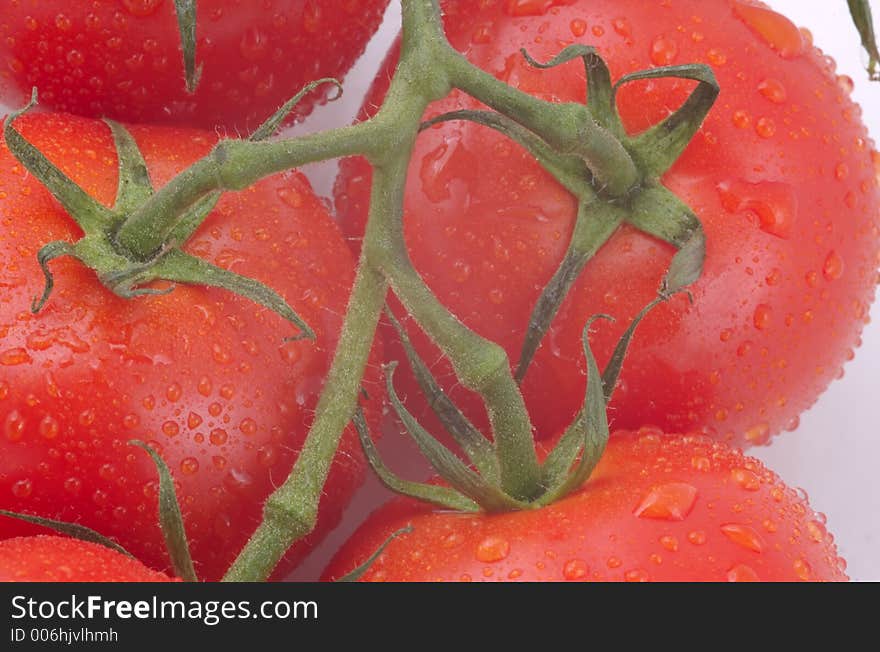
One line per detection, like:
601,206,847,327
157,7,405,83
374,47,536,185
335,0,880,447
0,0,390,131
323,430,849,582
0,113,384,581
0,535,176,581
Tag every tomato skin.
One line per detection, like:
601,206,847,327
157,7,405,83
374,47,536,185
323,430,848,582
335,0,880,447
0,535,177,582
0,0,390,131
0,113,384,581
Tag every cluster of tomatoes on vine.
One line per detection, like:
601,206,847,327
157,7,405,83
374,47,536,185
0,0,878,582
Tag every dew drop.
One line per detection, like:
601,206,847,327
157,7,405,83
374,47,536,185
166,382,182,402
650,36,679,66
753,304,772,330
570,18,588,37
687,530,707,545
11,479,32,498
822,251,844,281
0,348,32,366
727,564,760,582
4,411,25,442
624,568,650,582
504,0,567,17
475,536,510,563
209,428,228,446
187,412,203,429
793,558,812,580
180,457,199,475
745,422,770,445
560,559,588,580
38,416,59,440
717,179,796,238
162,421,180,437
659,535,679,552
121,0,163,17
63,477,82,495
731,468,761,491
634,483,698,521
720,523,764,552
755,117,776,138
732,1,804,58
757,78,787,104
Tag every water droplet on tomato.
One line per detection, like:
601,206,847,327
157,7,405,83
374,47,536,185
745,422,770,445
570,19,588,38
162,421,180,437
504,0,567,17
257,445,278,467
166,382,182,402
822,251,844,281
209,429,228,446
732,1,804,58
624,568,650,582
755,117,776,138
121,0,163,17
55,14,72,31
634,483,698,521
239,418,258,436
757,78,787,104
650,36,679,65
11,479,33,498
731,468,761,491
659,535,679,552
793,558,812,580
562,559,589,580
4,411,25,442
180,457,199,475
806,520,827,543
720,523,764,552
687,530,707,545
717,179,796,238
753,304,772,330
475,536,510,563
837,74,855,95
63,477,82,495
612,17,631,37
0,348,31,366
732,110,751,129
727,564,760,582
186,412,203,430
38,416,59,440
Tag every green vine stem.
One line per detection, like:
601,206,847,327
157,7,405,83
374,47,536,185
6,0,717,581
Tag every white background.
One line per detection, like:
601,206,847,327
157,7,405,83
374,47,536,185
1,1,876,581
285,0,880,581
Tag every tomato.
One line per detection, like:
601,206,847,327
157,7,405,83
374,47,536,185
0,0,390,131
335,0,880,447
0,535,176,581
0,112,384,581
323,429,848,582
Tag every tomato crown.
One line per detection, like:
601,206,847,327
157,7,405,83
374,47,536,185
356,296,676,513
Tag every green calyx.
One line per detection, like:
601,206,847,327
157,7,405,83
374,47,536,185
4,89,317,340
359,296,672,514
423,46,716,381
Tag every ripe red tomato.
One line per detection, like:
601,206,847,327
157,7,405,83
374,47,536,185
0,0,390,131
0,535,176,581
323,429,849,582
336,0,880,447
0,112,384,581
